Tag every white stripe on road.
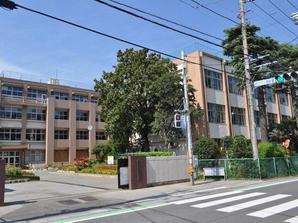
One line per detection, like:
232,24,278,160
171,190,243,205
191,192,265,208
172,187,227,197
285,216,298,223
247,199,298,218
217,194,291,213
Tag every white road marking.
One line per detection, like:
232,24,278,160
172,187,227,197
247,199,298,218
191,192,265,208
217,194,291,213
171,190,243,205
285,216,298,223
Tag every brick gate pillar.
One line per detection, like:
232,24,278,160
128,156,147,190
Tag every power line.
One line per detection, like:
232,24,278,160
288,36,298,44
103,0,223,42
93,0,223,48
189,0,239,24
252,2,298,37
267,0,295,22
0,0,234,76
286,0,298,10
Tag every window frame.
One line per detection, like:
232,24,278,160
231,106,245,126
207,103,225,124
204,69,223,90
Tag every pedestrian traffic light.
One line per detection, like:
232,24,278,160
174,114,182,128
275,72,298,84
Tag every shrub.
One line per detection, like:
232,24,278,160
5,165,22,177
227,135,252,158
92,141,116,162
193,137,220,159
258,142,285,158
74,157,89,169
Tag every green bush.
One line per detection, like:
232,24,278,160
193,137,220,159
93,141,116,162
227,135,252,158
258,142,285,158
125,151,173,157
5,165,22,177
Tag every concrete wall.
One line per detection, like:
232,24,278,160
146,156,190,185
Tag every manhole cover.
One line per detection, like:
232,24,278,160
79,196,98,202
58,199,81,205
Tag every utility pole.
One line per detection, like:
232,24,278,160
181,51,194,185
239,0,259,160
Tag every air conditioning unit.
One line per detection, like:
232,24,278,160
48,78,60,85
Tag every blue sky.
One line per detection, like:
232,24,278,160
0,0,297,89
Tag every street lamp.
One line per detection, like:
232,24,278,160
87,125,93,159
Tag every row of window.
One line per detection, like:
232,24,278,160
0,107,104,122
0,128,106,141
1,85,97,102
207,103,283,127
204,69,290,105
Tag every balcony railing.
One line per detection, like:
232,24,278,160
0,95,47,105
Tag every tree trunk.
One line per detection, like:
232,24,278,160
257,87,268,141
140,130,150,152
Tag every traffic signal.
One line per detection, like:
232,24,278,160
275,72,298,84
174,114,182,128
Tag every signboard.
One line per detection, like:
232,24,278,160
253,77,276,88
107,156,114,165
119,167,129,186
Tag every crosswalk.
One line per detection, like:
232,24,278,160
172,190,298,222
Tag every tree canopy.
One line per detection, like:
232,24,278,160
95,48,199,152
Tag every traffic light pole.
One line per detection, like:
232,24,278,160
181,51,194,186
239,0,259,160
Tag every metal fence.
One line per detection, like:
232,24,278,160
198,157,298,179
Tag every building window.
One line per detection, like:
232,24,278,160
207,103,225,123
0,151,21,166
91,96,98,104
228,76,243,95
76,130,88,140
96,132,106,140
26,129,46,141
27,107,46,121
267,112,277,129
95,114,104,122
26,150,45,164
231,107,245,125
51,91,69,100
55,110,68,120
254,111,260,127
76,111,88,121
55,129,69,139
204,69,222,90
0,106,22,119
27,88,47,100
282,115,290,121
265,88,275,103
72,94,88,102
0,128,21,141
279,93,288,106
1,85,23,98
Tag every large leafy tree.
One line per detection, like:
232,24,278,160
95,48,199,152
222,24,279,141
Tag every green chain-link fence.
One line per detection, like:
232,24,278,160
198,156,298,179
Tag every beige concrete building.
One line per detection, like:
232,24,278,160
0,77,106,167
175,51,294,142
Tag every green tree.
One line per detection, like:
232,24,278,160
193,137,220,159
258,142,285,158
222,24,279,141
226,135,252,158
95,48,198,152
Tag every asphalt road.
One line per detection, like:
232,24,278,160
73,179,298,223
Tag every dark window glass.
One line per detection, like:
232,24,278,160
207,103,225,123
72,94,88,102
204,69,222,90
76,130,88,140
96,132,106,140
0,106,22,119
55,110,68,120
228,76,243,95
231,107,245,125
76,111,88,121
51,91,69,100
27,107,46,121
0,128,21,141
55,130,69,139
26,129,46,141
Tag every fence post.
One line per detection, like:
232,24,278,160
224,159,228,180
257,158,262,180
273,157,277,176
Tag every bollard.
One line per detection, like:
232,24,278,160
0,160,4,206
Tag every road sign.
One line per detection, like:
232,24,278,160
253,77,276,88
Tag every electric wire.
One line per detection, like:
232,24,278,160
286,0,298,10
252,2,298,37
189,0,239,24
103,0,223,41
93,0,223,48
267,0,295,23
1,1,235,76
